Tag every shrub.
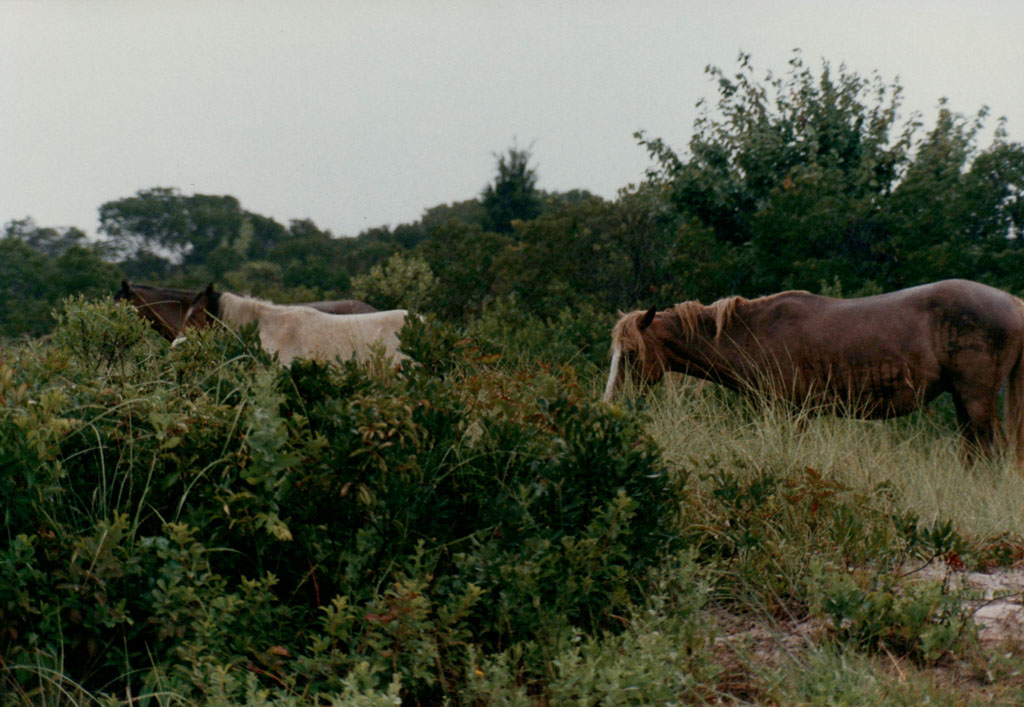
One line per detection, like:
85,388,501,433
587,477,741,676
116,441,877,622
1,296,674,702
351,252,440,311
464,296,616,375
49,294,151,374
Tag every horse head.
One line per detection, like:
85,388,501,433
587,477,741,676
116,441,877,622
603,306,666,400
174,284,216,344
115,280,189,341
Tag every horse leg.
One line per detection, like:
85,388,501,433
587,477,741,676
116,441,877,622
950,388,999,463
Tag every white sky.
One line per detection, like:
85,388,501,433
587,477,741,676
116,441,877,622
3,1,1023,239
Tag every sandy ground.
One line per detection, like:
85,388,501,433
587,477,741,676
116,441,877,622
912,562,1024,646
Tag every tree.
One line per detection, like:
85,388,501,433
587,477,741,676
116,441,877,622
416,221,511,318
99,187,247,269
269,221,354,296
637,51,1024,296
0,238,52,336
482,146,542,233
3,218,92,257
0,220,122,337
490,195,621,313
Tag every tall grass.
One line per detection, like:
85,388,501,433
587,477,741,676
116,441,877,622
635,374,1024,541
599,372,1024,701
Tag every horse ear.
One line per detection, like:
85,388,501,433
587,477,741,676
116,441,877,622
639,307,657,330
193,287,211,312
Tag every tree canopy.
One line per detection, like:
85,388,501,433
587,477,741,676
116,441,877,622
4,52,1024,340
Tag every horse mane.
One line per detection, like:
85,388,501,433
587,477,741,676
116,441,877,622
216,292,290,325
614,291,809,352
611,299,738,358
673,296,748,341
131,284,201,298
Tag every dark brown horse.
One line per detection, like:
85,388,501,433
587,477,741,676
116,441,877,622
115,282,202,341
604,279,1024,462
115,281,377,341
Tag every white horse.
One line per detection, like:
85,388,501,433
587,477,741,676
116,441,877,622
182,287,411,366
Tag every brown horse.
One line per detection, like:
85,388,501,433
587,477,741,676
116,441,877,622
115,281,377,341
115,282,202,341
604,279,1024,462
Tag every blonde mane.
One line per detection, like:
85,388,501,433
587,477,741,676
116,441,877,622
610,296,749,357
672,296,748,342
613,291,810,352
218,292,277,325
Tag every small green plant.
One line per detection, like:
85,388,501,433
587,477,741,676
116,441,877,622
770,644,960,705
810,565,977,663
678,457,903,613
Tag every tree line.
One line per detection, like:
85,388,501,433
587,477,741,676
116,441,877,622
4,52,1024,340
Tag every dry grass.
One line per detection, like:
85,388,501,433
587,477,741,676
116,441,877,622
601,374,1024,703
637,374,1024,541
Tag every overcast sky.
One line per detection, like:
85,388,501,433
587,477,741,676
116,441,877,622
3,1,1023,239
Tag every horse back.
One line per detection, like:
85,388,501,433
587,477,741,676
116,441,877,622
711,280,1024,413
261,306,409,365
740,280,1024,355
301,299,378,314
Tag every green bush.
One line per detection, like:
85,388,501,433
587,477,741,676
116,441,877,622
50,294,151,373
351,252,440,311
676,459,908,613
1,297,674,702
464,296,616,375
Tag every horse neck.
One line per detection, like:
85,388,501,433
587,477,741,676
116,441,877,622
659,306,756,385
128,290,185,340
218,293,261,326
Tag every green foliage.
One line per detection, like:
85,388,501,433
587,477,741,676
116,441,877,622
675,458,954,620
490,196,621,313
811,567,977,663
770,645,960,705
482,145,542,234
4,217,94,258
50,295,151,373
0,223,123,340
464,550,720,705
416,220,511,318
350,252,440,311
638,51,1024,297
465,297,615,375
99,187,249,270
270,220,354,297
1,296,674,702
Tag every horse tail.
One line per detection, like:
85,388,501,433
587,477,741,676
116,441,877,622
1006,297,1024,467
